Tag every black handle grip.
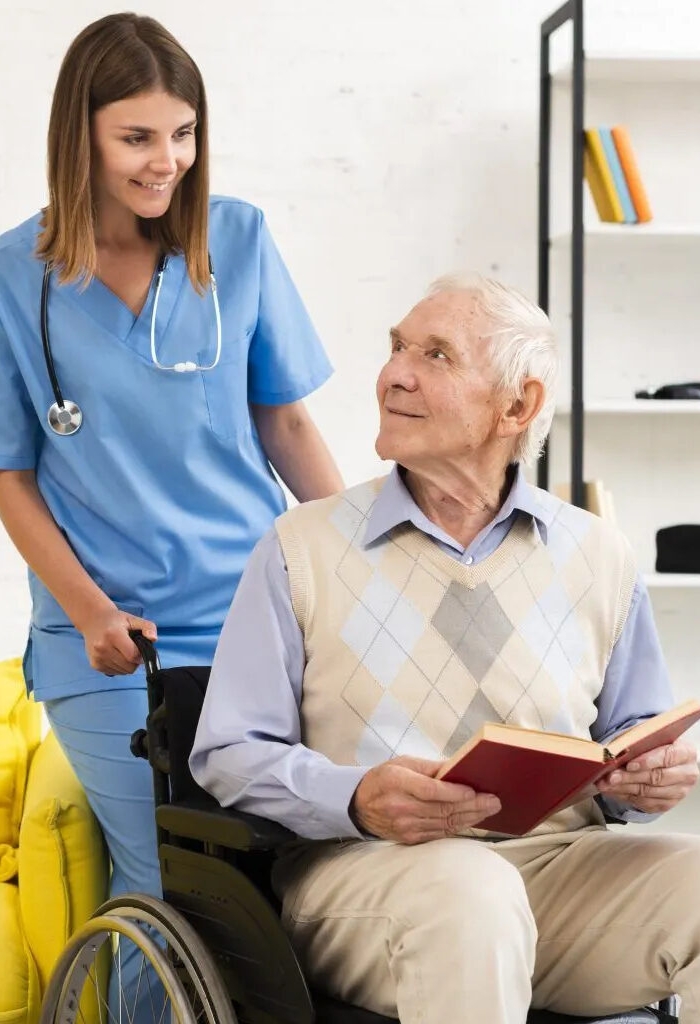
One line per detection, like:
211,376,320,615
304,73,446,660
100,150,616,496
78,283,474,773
130,728,149,760
128,629,161,679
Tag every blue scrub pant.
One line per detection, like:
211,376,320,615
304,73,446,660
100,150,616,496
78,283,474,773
44,688,163,1022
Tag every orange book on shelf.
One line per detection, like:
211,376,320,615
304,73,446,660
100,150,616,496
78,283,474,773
611,125,653,223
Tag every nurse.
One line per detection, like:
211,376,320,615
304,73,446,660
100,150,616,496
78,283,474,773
0,13,342,918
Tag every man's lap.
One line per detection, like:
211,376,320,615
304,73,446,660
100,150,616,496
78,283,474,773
273,828,700,1018
515,829,700,1014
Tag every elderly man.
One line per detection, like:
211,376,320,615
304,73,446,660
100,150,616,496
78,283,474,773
190,276,700,1023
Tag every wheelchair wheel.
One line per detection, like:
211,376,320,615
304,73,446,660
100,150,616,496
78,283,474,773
99,894,236,1024
39,914,195,1024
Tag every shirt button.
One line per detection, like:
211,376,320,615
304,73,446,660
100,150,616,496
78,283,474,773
465,555,474,565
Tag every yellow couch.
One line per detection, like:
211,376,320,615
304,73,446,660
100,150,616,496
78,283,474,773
0,658,109,1024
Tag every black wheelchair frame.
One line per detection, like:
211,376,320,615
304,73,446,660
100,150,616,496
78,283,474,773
45,634,681,1024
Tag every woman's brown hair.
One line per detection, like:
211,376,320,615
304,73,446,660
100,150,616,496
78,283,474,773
36,13,210,291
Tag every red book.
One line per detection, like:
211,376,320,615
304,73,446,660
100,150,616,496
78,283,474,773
436,700,700,836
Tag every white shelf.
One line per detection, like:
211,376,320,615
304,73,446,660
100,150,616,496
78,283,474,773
553,52,700,85
551,224,700,246
644,573,700,589
555,400,700,415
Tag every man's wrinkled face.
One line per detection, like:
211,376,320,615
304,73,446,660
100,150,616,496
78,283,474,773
375,290,504,470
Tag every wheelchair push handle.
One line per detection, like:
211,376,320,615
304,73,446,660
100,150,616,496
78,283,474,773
128,629,161,679
127,630,171,799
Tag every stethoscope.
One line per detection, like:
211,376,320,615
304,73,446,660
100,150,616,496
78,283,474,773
41,253,222,436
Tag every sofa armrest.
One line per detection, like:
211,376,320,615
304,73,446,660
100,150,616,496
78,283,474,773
18,731,109,993
156,800,296,851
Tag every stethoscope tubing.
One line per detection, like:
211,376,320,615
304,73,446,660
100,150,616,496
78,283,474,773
40,262,66,410
150,253,221,373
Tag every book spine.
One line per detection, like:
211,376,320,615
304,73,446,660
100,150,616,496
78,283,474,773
611,125,653,223
599,127,637,224
583,129,625,223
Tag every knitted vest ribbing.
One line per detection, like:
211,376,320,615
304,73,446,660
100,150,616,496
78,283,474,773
276,477,636,837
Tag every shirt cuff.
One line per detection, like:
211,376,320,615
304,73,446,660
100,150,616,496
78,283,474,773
299,762,370,840
596,793,662,825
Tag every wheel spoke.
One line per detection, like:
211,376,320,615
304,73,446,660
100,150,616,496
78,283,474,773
155,988,169,1024
74,985,90,1024
143,954,161,1024
44,899,236,1024
84,960,122,1024
130,951,146,1023
98,897,237,1024
117,939,122,1024
110,944,136,1024
91,961,106,1024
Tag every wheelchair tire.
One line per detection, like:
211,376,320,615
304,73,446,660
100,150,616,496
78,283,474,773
39,913,196,1024
99,893,236,1024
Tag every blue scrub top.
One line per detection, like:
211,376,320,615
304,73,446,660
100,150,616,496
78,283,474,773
0,196,333,698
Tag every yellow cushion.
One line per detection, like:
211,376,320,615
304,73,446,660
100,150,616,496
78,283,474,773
0,881,41,1024
18,730,109,995
0,660,42,881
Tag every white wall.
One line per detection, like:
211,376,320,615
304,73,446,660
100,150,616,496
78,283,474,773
1,0,698,665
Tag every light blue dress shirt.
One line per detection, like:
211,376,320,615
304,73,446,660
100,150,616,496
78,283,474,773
190,466,674,837
0,196,332,699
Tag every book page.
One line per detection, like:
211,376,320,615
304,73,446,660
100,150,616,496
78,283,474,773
482,722,603,758
436,721,604,781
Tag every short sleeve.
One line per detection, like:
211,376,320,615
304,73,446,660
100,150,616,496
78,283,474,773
0,318,41,469
247,213,333,405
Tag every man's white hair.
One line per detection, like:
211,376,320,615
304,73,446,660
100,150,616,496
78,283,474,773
426,273,558,466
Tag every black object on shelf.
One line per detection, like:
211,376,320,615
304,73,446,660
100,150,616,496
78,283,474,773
635,383,700,400
537,0,585,507
656,525,700,573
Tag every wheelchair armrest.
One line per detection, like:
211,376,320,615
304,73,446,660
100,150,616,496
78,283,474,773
156,800,296,851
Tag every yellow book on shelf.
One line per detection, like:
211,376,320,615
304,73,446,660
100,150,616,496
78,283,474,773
583,128,625,223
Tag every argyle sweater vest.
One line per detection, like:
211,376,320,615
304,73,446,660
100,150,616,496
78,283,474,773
275,477,637,837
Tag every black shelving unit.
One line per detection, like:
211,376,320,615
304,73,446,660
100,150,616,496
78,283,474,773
537,0,586,508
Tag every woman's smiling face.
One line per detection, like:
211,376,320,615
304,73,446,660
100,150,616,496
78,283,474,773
91,89,197,221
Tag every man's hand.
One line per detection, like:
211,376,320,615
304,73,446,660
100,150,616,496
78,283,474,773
597,741,699,813
350,755,501,844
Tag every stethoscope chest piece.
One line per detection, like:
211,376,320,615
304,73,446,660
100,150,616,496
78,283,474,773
48,400,82,436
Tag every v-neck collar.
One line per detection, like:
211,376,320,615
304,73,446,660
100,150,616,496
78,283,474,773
58,253,187,353
389,513,539,589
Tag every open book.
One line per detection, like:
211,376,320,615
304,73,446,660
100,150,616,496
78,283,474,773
436,700,700,836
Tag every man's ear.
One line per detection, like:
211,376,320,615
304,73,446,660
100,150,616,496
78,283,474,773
498,378,546,441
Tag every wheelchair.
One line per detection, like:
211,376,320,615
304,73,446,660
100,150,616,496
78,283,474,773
39,637,680,1024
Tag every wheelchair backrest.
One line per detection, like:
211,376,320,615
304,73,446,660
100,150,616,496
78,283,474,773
150,662,217,805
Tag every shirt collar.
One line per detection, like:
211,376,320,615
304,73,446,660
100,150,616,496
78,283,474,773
363,463,554,549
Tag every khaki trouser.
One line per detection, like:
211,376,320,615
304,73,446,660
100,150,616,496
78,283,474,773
272,827,700,1023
